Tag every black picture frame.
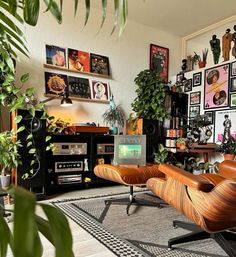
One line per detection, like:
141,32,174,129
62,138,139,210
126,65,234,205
204,111,215,125
230,77,236,92
190,91,201,105
193,72,202,87
230,93,236,108
230,60,236,77
183,79,192,92
176,73,183,83
189,105,200,118
90,53,110,76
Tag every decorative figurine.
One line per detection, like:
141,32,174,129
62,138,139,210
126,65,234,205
232,25,236,59
209,35,221,64
222,28,232,61
181,59,187,72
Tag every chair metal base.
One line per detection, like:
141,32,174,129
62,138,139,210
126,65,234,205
169,220,236,257
104,186,162,215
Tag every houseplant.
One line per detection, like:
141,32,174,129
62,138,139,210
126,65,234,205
103,95,125,134
175,137,187,150
217,136,236,160
154,144,168,164
192,49,209,68
0,130,21,188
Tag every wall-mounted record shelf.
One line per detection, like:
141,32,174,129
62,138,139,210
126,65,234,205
44,64,112,79
44,94,109,104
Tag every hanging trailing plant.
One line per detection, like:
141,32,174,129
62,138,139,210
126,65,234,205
132,69,170,121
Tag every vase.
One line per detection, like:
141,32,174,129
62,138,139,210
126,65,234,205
198,61,206,68
223,154,235,160
0,174,11,189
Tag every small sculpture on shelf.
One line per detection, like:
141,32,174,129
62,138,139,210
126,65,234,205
209,34,221,64
192,49,208,68
232,25,236,59
222,28,232,61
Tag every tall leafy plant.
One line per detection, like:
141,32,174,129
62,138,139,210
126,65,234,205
132,69,169,121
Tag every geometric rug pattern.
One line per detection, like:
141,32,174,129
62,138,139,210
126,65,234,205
53,192,227,257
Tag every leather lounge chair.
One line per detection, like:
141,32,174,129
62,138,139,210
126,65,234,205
146,160,236,257
94,164,164,215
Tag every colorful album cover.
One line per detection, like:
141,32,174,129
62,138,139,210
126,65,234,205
91,81,109,101
90,53,110,76
68,76,91,99
45,72,68,95
68,48,90,72
45,45,67,67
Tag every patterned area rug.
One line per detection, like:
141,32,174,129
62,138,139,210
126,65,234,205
53,192,228,257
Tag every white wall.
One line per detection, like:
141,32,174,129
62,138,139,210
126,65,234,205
15,2,181,126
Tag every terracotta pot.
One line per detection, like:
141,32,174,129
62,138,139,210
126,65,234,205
198,61,206,68
224,154,235,160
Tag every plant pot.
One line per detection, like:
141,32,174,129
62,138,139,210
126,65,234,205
176,143,186,150
198,61,206,68
223,154,235,160
0,174,11,189
109,126,118,135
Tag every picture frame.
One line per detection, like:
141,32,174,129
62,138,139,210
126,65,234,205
204,64,229,109
193,72,202,87
190,91,201,105
230,77,236,92
183,79,192,92
91,81,110,101
189,105,200,119
150,44,169,82
44,72,68,95
214,109,236,143
230,61,236,77
176,73,183,83
230,93,236,108
45,44,67,68
90,53,110,76
68,48,90,72
68,76,91,99
204,111,215,125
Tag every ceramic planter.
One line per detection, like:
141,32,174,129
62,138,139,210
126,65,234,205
0,174,11,189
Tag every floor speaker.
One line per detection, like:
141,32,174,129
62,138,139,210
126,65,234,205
13,109,47,200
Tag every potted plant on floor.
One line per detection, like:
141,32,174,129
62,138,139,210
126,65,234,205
0,130,21,188
217,136,236,160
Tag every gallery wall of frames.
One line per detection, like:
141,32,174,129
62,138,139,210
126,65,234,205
173,60,236,144
44,44,111,103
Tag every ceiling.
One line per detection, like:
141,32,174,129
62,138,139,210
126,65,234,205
89,0,236,37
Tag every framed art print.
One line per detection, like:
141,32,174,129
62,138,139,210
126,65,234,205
214,109,236,142
230,61,236,77
91,81,109,101
90,53,110,76
230,77,236,92
45,72,68,95
204,64,229,109
183,79,192,92
46,44,67,68
189,105,200,119
190,91,201,105
204,111,215,125
230,93,236,108
193,72,202,87
176,73,183,83
150,44,169,82
68,76,91,99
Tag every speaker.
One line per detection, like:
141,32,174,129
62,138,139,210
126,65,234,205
13,109,47,200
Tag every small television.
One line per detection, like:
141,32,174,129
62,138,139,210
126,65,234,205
113,135,146,166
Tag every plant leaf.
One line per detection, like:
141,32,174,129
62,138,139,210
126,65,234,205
14,115,22,124
20,73,29,83
23,0,40,26
16,125,25,133
84,0,90,26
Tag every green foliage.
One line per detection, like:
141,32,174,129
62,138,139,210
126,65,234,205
154,144,168,164
103,105,125,127
132,69,169,121
218,136,236,154
0,186,74,257
0,130,21,176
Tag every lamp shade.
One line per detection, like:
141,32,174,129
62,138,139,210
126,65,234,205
60,95,73,107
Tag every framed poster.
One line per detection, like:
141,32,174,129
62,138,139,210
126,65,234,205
90,53,110,76
190,91,201,105
68,76,91,99
150,44,169,82
68,48,90,72
44,72,68,95
91,81,109,101
204,111,215,125
230,93,236,108
183,79,192,92
230,61,236,77
214,109,236,142
189,105,200,119
204,64,229,109
193,72,202,87
45,44,67,68
230,77,236,92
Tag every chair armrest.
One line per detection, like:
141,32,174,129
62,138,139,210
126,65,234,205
219,160,236,178
158,164,214,191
